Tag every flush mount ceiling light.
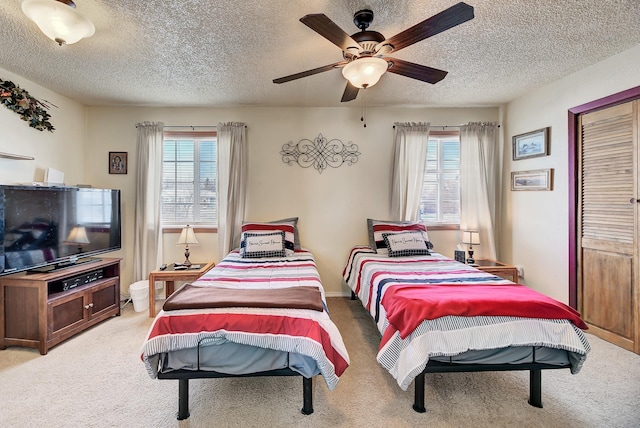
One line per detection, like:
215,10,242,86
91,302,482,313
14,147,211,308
21,0,95,46
341,57,389,89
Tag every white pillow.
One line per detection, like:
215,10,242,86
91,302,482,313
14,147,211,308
240,231,286,258
383,231,431,257
241,222,295,256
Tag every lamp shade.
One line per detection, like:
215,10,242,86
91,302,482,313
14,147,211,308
461,230,480,245
341,57,388,89
177,225,199,246
22,0,95,46
64,225,90,245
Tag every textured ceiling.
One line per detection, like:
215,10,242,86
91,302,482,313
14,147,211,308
0,0,639,108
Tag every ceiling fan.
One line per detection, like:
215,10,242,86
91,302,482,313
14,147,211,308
273,2,474,102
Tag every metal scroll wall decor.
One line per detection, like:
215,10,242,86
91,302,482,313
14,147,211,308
280,134,361,174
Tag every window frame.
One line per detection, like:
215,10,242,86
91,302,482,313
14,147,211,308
161,130,218,231
419,130,460,230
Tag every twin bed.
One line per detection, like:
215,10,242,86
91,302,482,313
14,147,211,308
141,218,589,419
343,220,590,412
141,220,349,420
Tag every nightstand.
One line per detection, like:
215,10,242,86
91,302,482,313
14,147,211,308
473,259,518,282
147,261,216,317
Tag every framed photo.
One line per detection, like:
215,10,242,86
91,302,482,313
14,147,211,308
109,152,128,174
511,168,553,191
512,127,550,160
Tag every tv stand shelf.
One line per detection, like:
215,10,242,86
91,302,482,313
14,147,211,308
0,258,121,355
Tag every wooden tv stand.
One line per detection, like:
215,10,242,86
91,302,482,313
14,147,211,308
0,258,121,355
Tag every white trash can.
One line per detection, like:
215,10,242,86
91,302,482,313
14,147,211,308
129,280,149,312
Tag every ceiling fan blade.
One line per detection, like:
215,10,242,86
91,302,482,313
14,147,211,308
376,2,474,54
341,82,359,102
386,58,448,84
273,61,347,84
300,14,361,52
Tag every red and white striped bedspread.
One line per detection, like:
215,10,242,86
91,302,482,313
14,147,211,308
142,250,349,391
343,246,590,390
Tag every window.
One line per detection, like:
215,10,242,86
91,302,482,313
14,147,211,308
418,132,460,226
161,132,217,226
76,190,113,225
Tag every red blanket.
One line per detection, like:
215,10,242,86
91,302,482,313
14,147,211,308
382,284,588,339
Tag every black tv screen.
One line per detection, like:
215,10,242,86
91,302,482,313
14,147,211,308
0,185,121,275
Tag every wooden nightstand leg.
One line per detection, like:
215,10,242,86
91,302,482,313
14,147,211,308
166,281,175,297
148,274,156,318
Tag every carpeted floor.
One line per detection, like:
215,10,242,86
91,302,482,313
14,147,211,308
0,297,638,427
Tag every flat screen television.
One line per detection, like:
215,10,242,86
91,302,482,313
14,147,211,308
0,185,121,276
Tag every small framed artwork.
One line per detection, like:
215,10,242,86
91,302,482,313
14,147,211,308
512,127,550,160
109,152,128,174
511,168,553,191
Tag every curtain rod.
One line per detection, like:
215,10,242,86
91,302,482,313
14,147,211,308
164,125,217,129
164,125,248,128
135,124,247,129
393,124,501,129
135,124,216,129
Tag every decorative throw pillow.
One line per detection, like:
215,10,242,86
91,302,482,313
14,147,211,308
240,231,286,258
241,222,295,256
371,220,432,254
383,231,431,257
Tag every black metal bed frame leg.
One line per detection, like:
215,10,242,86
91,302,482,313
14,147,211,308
301,377,314,415
412,372,426,413
528,369,543,408
350,291,356,300
177,379,191,420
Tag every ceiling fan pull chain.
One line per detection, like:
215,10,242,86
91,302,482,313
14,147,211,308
361,87,367,127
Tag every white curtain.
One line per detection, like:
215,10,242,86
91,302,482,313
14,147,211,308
217,122,248,258
460,122,500,259
133,121,164,282
390,122,431,221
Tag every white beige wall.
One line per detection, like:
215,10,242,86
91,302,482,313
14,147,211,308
0,68,86,185
85,106,498,295
501,44,640,302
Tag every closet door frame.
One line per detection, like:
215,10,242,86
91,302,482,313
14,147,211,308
569,86,640,354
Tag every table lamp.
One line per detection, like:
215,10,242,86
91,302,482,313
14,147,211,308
64,225,90,253
177,225,198,267
461,230,480,265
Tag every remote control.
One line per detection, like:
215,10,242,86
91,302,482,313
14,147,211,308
159,264,167,270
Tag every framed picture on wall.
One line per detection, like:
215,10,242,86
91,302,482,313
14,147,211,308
109,152,128,174
511,168,553,191
512,127,550,160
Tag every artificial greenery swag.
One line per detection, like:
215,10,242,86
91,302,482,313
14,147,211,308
0,78,55,132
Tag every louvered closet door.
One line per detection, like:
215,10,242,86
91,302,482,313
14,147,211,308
578,100,638,352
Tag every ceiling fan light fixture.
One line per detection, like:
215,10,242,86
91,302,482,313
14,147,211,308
341,57,388,89
22,0,95,46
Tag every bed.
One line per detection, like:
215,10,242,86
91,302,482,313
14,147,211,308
141,220,349,420
343,220,590,412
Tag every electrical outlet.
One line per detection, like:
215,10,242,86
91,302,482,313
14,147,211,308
515,265,524,278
